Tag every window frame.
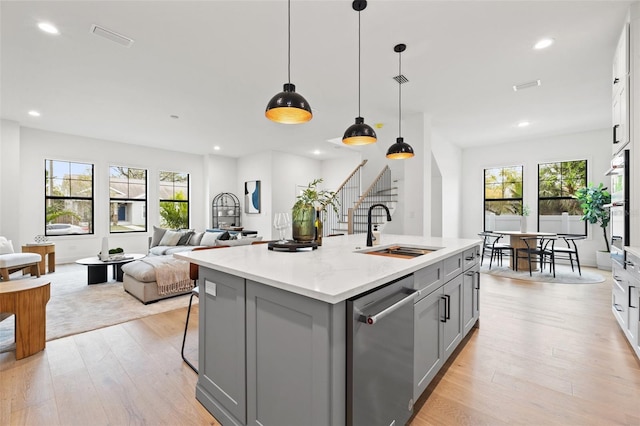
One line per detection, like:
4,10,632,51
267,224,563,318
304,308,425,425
483,165,524,232
158,171,190,229
537,159,587,236
44,159,94,237
109,166,148,234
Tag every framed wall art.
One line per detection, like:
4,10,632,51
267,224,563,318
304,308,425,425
245,180,261,214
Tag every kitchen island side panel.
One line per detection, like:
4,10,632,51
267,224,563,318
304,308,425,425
246,280,346,426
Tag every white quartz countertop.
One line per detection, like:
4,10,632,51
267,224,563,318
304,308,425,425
175,234,481,304
625,246,640,259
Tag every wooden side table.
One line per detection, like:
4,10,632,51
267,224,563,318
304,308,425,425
22,243,56,274
0,278,51,359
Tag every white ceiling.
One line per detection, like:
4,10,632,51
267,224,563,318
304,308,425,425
0,1,632,159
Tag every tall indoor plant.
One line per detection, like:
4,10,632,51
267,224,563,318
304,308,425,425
292,179,339,242
574,182,611,269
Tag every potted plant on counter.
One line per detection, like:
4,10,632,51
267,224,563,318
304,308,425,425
292,179,339,242
574,182,611,270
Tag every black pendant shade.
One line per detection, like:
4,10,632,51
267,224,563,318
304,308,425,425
343,117,377,145
387,43,414,159
343,0,376,146
265,0,312,124
386,137,414,159
265,83,312,124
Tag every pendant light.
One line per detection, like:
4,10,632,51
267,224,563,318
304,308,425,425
342,0,376,146
265,0,312,124
386,43,415,159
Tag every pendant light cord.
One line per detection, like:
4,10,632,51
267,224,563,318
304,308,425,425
398,49,402,137
287,0,291,85
358,10,361,117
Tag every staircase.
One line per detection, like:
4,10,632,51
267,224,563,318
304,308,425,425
324,162,397,236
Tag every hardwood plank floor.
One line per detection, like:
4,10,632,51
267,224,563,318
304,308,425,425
1,267,639,425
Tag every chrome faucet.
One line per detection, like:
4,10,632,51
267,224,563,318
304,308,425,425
367,203,392,247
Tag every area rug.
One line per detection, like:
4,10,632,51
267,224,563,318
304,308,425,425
0,262,195,354
481,263,605,284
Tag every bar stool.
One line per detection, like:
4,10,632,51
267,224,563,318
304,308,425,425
181,286,199,373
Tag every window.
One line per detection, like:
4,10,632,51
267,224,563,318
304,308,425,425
483,166,523,231
538,160,587,235
159,171,189,229
109,166,147,233
45,160,93,236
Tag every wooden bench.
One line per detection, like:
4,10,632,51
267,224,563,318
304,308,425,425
0,278,50,359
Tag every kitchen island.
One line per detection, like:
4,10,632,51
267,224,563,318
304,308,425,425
176,234,481,426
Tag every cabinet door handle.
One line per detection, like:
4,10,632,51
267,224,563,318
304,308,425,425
475,271,481,311
444,294,451,320
625,260,635,267
629,286,638,309
613,124,620,144
614,77,620,85
440,296,447,323
613,303,623,312
465,256,474,261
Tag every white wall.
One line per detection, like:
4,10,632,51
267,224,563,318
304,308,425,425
16,127,206,263
237,151,273,238
461,128,612,267
0,120,21,244
432,130,462,238
320,152,362,192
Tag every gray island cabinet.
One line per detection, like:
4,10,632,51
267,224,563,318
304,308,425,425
176,234,481,425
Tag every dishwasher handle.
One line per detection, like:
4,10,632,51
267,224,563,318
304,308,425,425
360,289,418,325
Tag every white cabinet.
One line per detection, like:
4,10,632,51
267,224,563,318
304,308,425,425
462,266,480,336
612,250,640,360
442,275,463,360
413,289,444,399
612,24,630,155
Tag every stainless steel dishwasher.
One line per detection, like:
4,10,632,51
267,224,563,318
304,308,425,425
347,274,416,426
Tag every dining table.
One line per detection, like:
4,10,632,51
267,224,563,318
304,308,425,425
494,231,557,271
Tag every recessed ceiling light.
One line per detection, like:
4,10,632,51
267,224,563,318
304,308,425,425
534,38,554,50
28,110,41,117
313,150,321,155
213,146,221,151
517,121,530,128
513,80,541,92
38,22,59,35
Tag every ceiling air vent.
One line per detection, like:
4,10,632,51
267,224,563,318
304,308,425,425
90,24,134,48
513,79,541,92
393,74,409,84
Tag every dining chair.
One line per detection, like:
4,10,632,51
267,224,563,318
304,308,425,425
515,236,556,277
478,232,513,269
551,235,584,275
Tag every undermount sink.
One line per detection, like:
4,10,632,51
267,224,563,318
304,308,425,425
358,245,442,259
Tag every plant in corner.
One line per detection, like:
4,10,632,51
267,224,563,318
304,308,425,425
292,179,339,242
574,182,611,261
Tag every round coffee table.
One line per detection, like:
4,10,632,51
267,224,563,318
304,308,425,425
75,253,146,285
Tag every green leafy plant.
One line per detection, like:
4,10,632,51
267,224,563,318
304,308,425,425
108,247,124,254
159,191,189,229
574,182,611,252
293,178,339,217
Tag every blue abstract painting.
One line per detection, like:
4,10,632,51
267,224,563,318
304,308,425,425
245,180,261,214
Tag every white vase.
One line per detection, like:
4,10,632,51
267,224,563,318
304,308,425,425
100,237,109,260
596,250,612,270
520,216,527,233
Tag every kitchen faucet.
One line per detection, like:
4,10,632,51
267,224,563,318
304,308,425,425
367,203,392,247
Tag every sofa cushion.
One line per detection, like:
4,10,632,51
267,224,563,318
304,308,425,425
0,238,14,255
121,257,165,282
164,246,201,255
149,246,169,256
177,230,194,245
150,226,167,247
0,252,41,268
218,231,231,240
215,237,262,247
189,231,205,246
159,230,182,246
201,231,224,247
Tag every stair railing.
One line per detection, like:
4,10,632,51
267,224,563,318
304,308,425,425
348,165,392,234
324,159,367,237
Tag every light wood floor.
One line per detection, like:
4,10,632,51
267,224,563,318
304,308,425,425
1,268,639,425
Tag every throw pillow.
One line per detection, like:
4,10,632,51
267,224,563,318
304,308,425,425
0,238,14,254
150,226,168,247
218,231,231,240
201,231,224,247
177,231,194,245
189,231,205,246
216,237,262,247
158,230,182,246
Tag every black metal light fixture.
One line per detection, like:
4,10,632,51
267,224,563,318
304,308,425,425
265,0,312,124
386,43,415,159
342,0,376,146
